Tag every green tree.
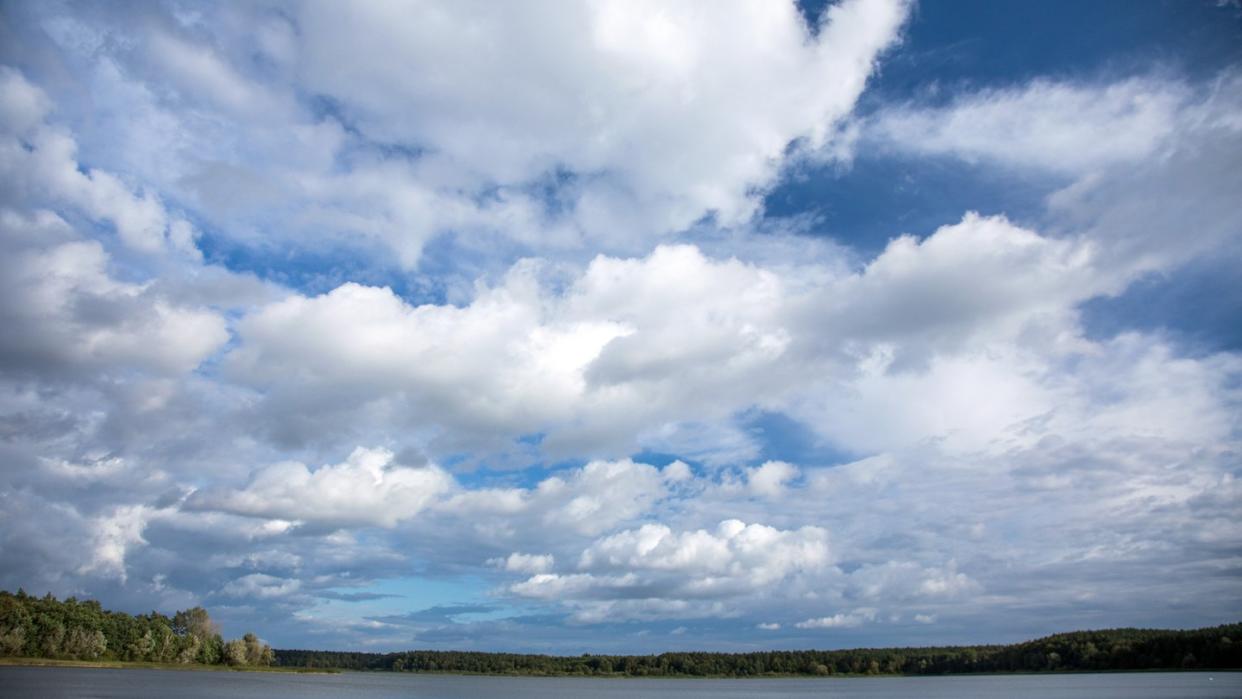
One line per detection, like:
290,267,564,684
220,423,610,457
223,639,248,666
243,632,273,666
172,608,219,644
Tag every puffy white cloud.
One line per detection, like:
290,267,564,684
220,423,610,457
228,212,1113,459
579,519,830,584
0,210,229,378
504,519,831,622
4,1,910,266
490,553,555,575
0,65,52,134
190,447,454,528
77,505,151,583
227,272,628,442
747,461,800,498
291,0,909,245
796,608,876,629
868,71,1242,273
443,458,678,537
2,2,1239,652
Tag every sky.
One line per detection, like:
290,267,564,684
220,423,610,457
0,0,1239,654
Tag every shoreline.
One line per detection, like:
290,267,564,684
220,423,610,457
2,657,1235,679
0,657,339,674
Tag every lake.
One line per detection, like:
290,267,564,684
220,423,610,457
1,668,1238,698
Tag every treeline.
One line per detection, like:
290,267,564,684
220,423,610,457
0,589,273,667
276,622,1242,677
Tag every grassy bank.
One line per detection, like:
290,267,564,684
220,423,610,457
0,656,339,673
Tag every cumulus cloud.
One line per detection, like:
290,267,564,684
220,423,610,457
796,608,876,629
226,211,1114,460
0,212,228,379
2,0,910,266
77,505,151,583
867,70,1242,273
578,520,830,585
503,520,831,622
0,65,51,134
289,0,910,249
490,553,555,575
747,461,800,498
1,1,1239,653
442,458,679,537
190,447,454,528
0,70,231,382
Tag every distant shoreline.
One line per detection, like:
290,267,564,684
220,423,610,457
273,621,1242,677
1,658,1237,680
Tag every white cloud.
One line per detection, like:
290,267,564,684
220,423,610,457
869,77,1187,173
444,458,677,537
0,68,201,255
579,520,830,584
846,561,979,602
0,66,52,134
503,519,832,622
0,210,229,377
78,505,151,583
5,1,911,266
490,552,555,575
2,3,1240,651
145,31,296,120
290,0,910,246
747,461,800,498
868,71,1242,273
1046,73,1242,271
796,608,876,629
192,447,454,528
220,573,302,600
228,212,1112,459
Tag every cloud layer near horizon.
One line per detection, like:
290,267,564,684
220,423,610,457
0,0,1239,653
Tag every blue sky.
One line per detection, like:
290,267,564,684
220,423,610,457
0,0,1239,653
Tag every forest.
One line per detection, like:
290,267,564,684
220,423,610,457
277,622,1242,676
2,589,1237,677
0,589,272,667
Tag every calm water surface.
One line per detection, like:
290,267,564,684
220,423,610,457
1,667,1238,698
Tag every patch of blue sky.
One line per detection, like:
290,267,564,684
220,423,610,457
764,152,1057,257
741,409,859,468
327,575,495,620
773,1,1241,256
805,0,1242,106
628,449,696,471
410,229,534,305
451,451,591,491
1079,256,1242,354
196,226,432,301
